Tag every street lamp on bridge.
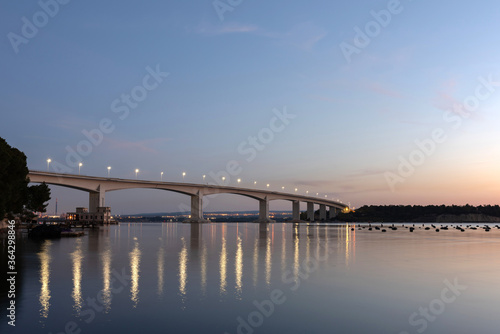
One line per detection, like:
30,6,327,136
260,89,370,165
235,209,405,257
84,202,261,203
46,158,51,171
237,178,241,185
182,172,186,180
107,166,111,177
78,162,83,175
161,172,164,181
135,169,139,179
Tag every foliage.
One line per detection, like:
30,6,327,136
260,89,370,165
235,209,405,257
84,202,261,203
336,204,500,222
0,137,51,220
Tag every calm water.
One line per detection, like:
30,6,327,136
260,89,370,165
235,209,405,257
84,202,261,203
2,222,500,334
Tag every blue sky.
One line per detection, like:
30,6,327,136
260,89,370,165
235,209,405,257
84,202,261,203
2,0,500,214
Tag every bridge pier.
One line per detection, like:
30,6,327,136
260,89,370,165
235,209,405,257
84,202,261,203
255,197,274,223
319,204,327,221
184,192,208,223
292,200,301,222
307,202,315,222
89,186,105,212
329,206,337,220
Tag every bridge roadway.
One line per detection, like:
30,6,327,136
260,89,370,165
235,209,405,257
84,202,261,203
28,170,348,223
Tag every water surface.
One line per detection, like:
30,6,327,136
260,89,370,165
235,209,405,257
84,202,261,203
1,222,500,334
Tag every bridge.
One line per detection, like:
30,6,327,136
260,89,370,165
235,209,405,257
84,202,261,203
28,170,349,223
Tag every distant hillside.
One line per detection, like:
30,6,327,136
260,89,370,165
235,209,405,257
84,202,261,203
337,205,500,223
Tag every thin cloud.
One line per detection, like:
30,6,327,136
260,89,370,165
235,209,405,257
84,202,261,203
193,20,327,53
283,21,327,51
308,94,341,103
195,21,259,35
104,137,171,154
365,82,404,98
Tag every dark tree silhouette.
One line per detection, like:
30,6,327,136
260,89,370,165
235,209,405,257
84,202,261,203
0,137,51,220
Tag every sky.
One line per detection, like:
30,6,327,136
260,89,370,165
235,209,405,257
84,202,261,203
2,0,500,215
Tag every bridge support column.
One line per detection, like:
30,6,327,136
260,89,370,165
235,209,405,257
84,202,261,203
292,200,301,222
89,186,105,212
329,207,337,220
319,204,327,221
255,197,274,223
307,202,314,222
185,192,207,223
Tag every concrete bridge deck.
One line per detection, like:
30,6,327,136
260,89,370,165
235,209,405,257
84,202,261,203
28,170,348,223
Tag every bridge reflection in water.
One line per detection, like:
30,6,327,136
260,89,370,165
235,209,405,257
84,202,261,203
32,222,354,319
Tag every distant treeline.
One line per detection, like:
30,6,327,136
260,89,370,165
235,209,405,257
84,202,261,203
337,205,500,222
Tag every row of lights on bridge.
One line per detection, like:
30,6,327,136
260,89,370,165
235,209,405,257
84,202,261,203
45,158,344,203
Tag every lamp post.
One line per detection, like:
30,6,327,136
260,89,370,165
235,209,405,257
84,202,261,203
282,186,285,191
295,188,298,193
203,175,206,182
182,172,186,181
107,166,111,177
254,181,257,186
78,162,82,175
266,184,270,189
135,169,139,179
161,172,164,181
237,178,241,185
46,158,51,171
222,176,226,183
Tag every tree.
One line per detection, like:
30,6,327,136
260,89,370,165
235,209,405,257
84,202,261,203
26,182,51,213
0,137,51,220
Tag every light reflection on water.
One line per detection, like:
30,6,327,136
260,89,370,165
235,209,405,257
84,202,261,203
71,238,84,314
235,234,243,298
3,222,500,334
38,240,52,319
101,238,112,312
178,237,188,299
129,238,141,307
219,227,227,296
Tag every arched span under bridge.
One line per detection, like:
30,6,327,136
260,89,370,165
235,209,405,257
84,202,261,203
28,170,349,223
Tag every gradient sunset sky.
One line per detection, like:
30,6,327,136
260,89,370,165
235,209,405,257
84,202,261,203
2,0,500,214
